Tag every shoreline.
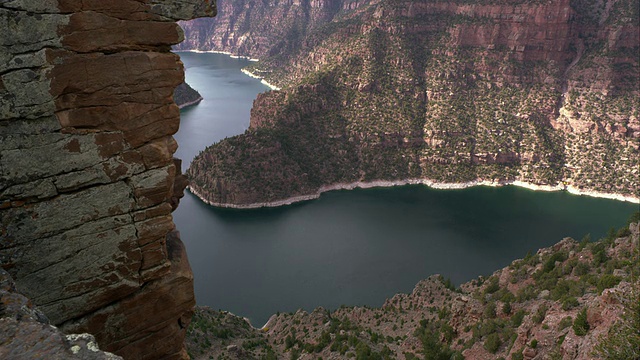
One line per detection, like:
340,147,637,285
241,68,281,91
188,178,640,209
177,96,203,109
173,49,281,90
174,49,259,61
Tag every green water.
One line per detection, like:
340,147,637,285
172,52,638,327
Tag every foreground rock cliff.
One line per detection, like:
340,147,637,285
0,0,214,358
186,218,640,360
180,0,639,207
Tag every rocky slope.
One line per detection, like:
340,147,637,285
174,82,204,109
0,269,121,359
185,217,640,360
181,0,639,207
0,0,214,358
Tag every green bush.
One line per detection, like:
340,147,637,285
573,261,590,276
483,333,501,353
502,302,512,315
596,274,621,293
484,302,497,319
558,316,573,330
511,310,526,327
561,297,579,310
573,308,589,336
543,252,567,273
485,277,500,294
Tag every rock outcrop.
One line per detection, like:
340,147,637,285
0,269,121,360
174,82,203,109
180,0,639,207
0,0,214,358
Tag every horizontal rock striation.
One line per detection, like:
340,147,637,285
182,0,639,207
0,269,121,359
0,0,214,358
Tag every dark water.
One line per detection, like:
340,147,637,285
172,52,638,327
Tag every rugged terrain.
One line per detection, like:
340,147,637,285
180,0,640,207
0,269,121,359
186,216,640,360
0,0,214,358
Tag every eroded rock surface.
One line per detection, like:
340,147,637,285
0,0,214,358
0,269,121,360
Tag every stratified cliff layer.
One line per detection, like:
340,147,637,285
186,219,640,360
0,1,214,358
0,269,121,359
182,0,639,207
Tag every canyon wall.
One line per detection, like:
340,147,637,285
0,0,215,358
181,0,639,207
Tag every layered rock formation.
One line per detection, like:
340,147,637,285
180,0,639,207
0,269,121,359
0,0,215,358
186,219,640,360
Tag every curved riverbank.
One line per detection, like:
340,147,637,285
174,49,259,62
188,178,640,209
173,49,280,90
241,69,281,91
177,96,203,109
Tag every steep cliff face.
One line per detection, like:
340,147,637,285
181,0,639,207
175,0,351,58
0,269,121,359
0,1,214,359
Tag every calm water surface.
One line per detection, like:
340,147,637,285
172,52,638,327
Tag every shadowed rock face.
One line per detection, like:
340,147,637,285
0,1,214,359
0,269,122,359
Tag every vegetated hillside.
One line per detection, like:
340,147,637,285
185,215,640,359
181,0,639,206
174,82,203,108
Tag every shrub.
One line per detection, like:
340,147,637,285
594,287,640,359
502,301,512,315
511,310,526,327
558,316,573,330
573,308,589,336
485,277,500,294
596,274,621,293
484,302,497,319
484,333,501,353
543,252,567,273
573,261,590,276
561,297,579,310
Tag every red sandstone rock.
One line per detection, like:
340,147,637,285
0,0,214,359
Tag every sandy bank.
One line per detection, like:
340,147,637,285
188,178,639,209
177,96,203,109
